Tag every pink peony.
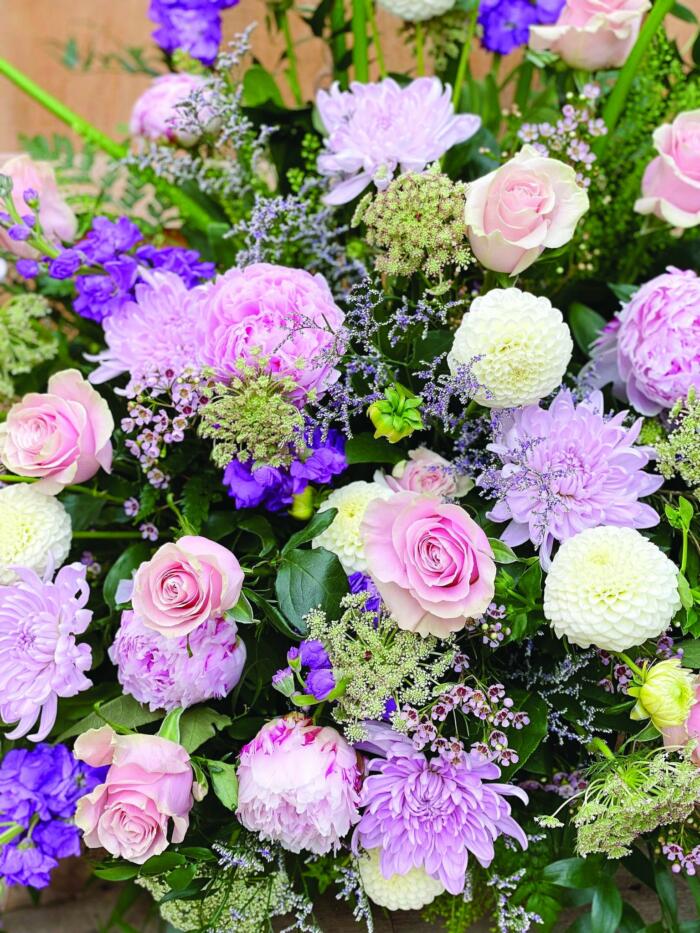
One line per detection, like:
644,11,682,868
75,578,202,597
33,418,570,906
529,0,650,70
589,267,700,415
464,146,589,276
74,726,197,864
361,492,496,638
378,447,472,499
635,110,700,230
109,609,246,711
130,73,212,144
316,77,480,205
236,715,362,854
0,369,114,494
131,534,244,639
0,154,77,259
0,563,93,742
197,263,345,403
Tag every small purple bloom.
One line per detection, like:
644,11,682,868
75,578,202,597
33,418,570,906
48,248,82,280
8,224,30,242
479,0,565,54
299,639,331,671
22,188,39,206
348,571,381,614
15,258,39,278
306,667,336,700
148,0,239,65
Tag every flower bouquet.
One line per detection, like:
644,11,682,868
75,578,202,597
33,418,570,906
0,0,698,929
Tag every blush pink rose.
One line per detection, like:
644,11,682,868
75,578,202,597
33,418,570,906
0,369,114,494
132,535,244,639
635,110,700,231
74,725,197,864
378,447,473,499
361,492,496,637
464,146,589,276
529,0,650,70
0,154,77,259
130,73,214,145
663,683,700,766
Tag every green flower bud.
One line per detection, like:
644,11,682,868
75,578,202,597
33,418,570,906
289,486,315,521
629,658,696,730
368,384,424,444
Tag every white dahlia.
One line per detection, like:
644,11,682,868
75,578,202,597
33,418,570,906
544,526,681,652
358,848,445,910
376,0,456,22
312,481,394,574
0,484,72,584
448,288,573,408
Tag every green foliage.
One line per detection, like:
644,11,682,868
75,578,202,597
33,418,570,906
275,546,348,635
0,293,58,401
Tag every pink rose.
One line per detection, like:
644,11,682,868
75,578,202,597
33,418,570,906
361,492,496,637
663,683,700,766
378,447,472,498
0,155,77,259
130,73,214,145
0,369,114,494
635,110,700,231
74,726,197,864
132,535,244,638
529,0,650,70
464,146,589,276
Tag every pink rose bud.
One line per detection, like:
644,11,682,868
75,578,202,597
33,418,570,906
132,534,244,638
0,154,77,259
529,0,650,71
380,447,473,499
464,146,589,276
129,73,215,146
635,110,700,231
0,369,114,494
74,726,197,864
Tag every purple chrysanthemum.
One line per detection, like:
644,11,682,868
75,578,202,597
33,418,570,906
480,389,662,567
353,749,527,895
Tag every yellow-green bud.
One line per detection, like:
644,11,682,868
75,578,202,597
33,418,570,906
368,384,423,444
289,486,315,521
629,658,696,730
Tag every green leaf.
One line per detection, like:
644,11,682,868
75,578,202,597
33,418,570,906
275,547,349,635
618,902,646,933
103,543,150,610
282,508,337,554
501,691,549,777
671,1,697,22
93,864,139,881
242,65,284,107
203,758,238,810
568,302,606,355
229,591,255,625
139,852,186,877
57,695,162,741
488,537,520,564
519,562,542,603
236,515,277,556
60,492,105,531
591,878,623,933
178,706,232,754
608,283,638,303
345,433,404,465
166,866,197,891
543,857,604,889
679,496,694,527
679,573,694,611
181,474,211,534
158,707,184,743
245,589,301,640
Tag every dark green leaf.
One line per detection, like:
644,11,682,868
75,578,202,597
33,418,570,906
501,691,549,777
543,857,604,889
591,878,623,933
57,695,162,741
275,547,348,634
179,706,232,754
488,537,520,564
282,508,337,554
140,852,186,877
568,302,606,355
680,639,700,669
242,65,284,107
245,589,301,640
229,591,255,625
203,758,238,810
182,474,211,534
166,866,197,891
60,492,105,531
236,515,277,556
345,433,404,465
608,283,638,303
519,562,542,603
618,901,645,933
671,2,697,22
103,543,150,610
93,864,139,881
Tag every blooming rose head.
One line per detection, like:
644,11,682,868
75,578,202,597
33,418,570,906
317,78,480,205
130,73,213,145
0,369,114,494
663,684,700,766
635,110,700,230
589,267,700,415
236,715,362,854
131,535,243,639
0,155,77,259
379,447,473,498
197,263,344,404
361,492,496,637
629,659,696,731
74,726,196,864
529,0,650,70
0,484,72,585
464,146,589,275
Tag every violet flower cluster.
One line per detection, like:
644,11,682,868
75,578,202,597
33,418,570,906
274,639,337,702
479,0,565,55
148,0,239,65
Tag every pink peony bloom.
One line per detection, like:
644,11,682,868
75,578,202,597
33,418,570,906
197,263,345,403
635,110,700,230
316,78,480,205
465,145,589,275
361,492,496,638
74,726,197,864
0,563,93,742
0,154,77,259
130,73,212,145
664,684,700,766
0,369,114,494
131,534,244,639
589,267,700,415
236,715,362,854
529,0,650,71
378,447,472,499
109,609,246,711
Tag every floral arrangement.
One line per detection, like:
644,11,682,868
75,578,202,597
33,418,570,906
0,0,698,929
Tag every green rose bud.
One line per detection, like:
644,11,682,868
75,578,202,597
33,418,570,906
368,383,424,444
629,658,696,730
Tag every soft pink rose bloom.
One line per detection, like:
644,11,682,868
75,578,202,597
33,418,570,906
0,154,77,259
0,369,114,494
663,683,700,766
635,110,700,230
132,535,244,639
130,73,213,145
74,725,197,864
361,492,496,638
529,0,650,71
377,447,472,498
464,146,589,276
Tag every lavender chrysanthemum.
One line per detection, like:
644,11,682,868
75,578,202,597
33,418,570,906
316,77,481,205
353,749,527,895
481,389,662,567
0,563,93,741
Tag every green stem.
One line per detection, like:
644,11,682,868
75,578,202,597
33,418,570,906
280,11,303,106
351,0,369,82
366,0,387,78
415,21,425,77
594,0,675,156
330,0,349,88
618,652,645,679
0,57,213,232
588,737,616,761
0,474,122,503
452,1,480,108
73,531,143,540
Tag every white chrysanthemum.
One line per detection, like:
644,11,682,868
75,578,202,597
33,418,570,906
0,484,72,584
358,848,445,910
448,288,573,408
312,481,394,574
377,0,456,22
544,526,681,652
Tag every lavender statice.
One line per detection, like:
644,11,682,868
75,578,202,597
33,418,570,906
487,871,543,933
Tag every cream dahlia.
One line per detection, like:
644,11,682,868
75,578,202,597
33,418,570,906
357,847,445,910
312,481,394,574
0,484,72,585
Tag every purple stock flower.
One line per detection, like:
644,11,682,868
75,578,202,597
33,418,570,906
15,258,38,278
348,571,381,614
47,248,82,280
299,639,331,671
78,217,142,263
148,0,239,65
306,667,336,700
479,0,565,54
134,243,215,287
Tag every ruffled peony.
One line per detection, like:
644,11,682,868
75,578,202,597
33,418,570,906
109,609,246,712
316,78,480,205
544,525,681,652
635,110,700,230
130,73,212,144
377,0,455,21
312,481,395,574
358,847,445,910
236,715,362,855
589,267,700,416
0,484,72,585
0,563,92,741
